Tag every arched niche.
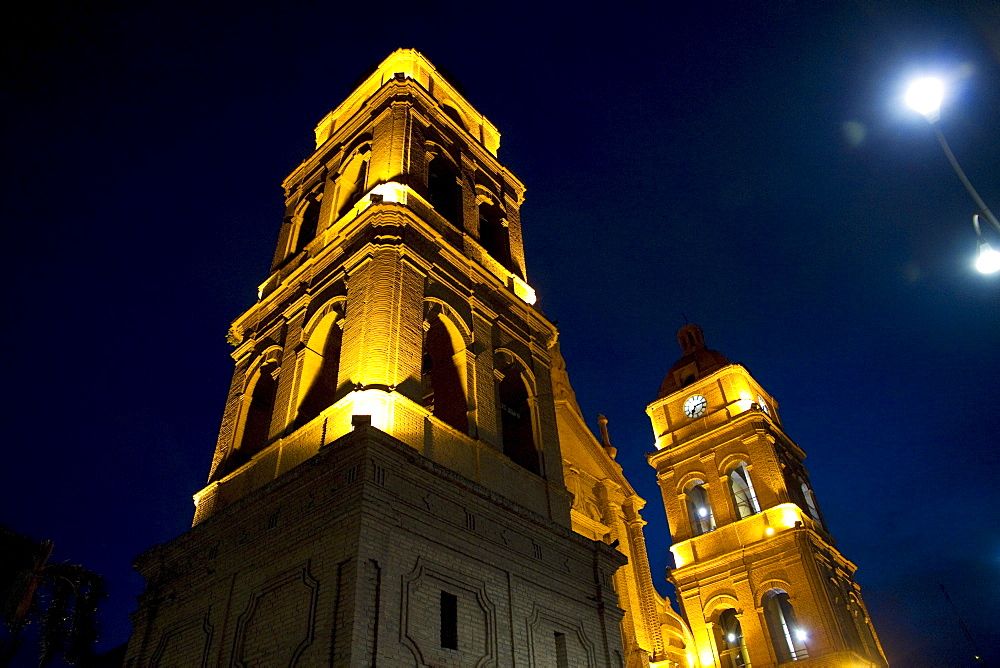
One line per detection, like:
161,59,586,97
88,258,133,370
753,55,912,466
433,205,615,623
224,348,282,477
425,142,463,228
475,186,512,270
293,191,323,254
761,589,809,663
683,478,716,536
713,608,750,668
333,141,371,219
294,300,346,428
725,461,760,520
422,300,471,434
494,350,540,476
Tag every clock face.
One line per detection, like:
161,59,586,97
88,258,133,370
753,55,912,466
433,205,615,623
683,394,708,418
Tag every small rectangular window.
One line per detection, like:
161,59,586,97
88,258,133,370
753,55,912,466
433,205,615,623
554,632,568,668
440,591,458,650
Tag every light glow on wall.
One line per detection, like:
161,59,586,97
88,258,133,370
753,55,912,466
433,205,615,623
370,181,409,204
777,503,803,529
511,276,537,304
348,388,392,432
736,389,753,412
670,544,689,569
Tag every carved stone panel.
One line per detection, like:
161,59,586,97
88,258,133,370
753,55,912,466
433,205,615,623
231,562,319,667
401,558,497,667
150,611,213,668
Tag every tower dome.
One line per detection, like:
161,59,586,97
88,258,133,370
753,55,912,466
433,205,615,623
656,324,731,398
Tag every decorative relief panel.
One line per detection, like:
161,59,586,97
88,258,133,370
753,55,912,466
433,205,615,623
231,562,319,667
401,558,497,667
525,605,597,668
150,610,213,668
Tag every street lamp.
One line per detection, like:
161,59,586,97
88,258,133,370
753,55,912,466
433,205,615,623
905,76,1000,274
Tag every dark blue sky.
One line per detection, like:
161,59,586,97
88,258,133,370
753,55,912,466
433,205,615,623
2,1,998,665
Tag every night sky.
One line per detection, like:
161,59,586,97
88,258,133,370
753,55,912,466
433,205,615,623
3,1,999,665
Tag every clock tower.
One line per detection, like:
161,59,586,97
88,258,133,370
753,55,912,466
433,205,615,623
646,324,886,667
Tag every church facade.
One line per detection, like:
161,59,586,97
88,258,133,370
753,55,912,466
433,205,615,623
123,50,885,667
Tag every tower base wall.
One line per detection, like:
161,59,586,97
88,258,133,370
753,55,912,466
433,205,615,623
126,424,627,667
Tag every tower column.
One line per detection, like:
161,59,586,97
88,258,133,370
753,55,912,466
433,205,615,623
340,241,424,394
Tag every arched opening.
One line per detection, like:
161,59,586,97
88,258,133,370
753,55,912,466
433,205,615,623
498,363,539,475
728,462,760,520
763,590,808,662
477,199,512,270
295,311,343,428
335,152,370,219
850,596,880,660
800,482,821,522
441,104,467,131
831,582,863,654
294,197,322,254
685,480,716,535
226,363,278,475
716,609,750,668
422,311,468,434
781,456,826,528
427,152,463,227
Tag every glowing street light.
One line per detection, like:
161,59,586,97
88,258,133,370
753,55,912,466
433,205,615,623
974,215,1000,274
905,77,944,122
905,76,1000,274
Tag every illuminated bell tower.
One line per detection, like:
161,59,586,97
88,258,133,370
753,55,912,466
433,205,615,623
125,50,628,667
646,325,886,667
195,48,568,525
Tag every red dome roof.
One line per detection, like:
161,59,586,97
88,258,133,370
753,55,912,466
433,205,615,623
656,324,731,399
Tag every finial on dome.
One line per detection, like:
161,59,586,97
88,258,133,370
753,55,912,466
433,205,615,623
677,323,707,355
655,323,731,399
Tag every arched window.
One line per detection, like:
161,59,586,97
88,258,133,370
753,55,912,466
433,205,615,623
685,480,716,535
716,609,750,668
823,575,865,656
763,590,808,662
441,104,467,131
800,482,821,522
295,309,343,428
477,198,512,270
728,462,760,520
498,362,539,475
849,595,880,660
294,196,322,254
422,309,468,434
227,362,278,475
334,151,370,219
781,455,825,527
427,151,463,227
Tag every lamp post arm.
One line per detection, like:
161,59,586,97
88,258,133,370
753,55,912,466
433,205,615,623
932,124,1000,234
